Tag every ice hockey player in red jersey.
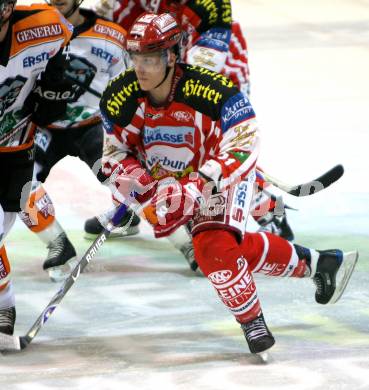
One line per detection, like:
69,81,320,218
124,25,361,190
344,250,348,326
95,0,249,94
86,0,294,271
99,13,359,354
0,0,73,335
17,0,129,282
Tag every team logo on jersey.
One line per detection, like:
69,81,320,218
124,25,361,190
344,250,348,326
16,24,63,43
182,79,223,104
171,110,194,123
221,93,255,128
143,126,195,146
105,79,140,116
65,55,97,102
147,155,187,172
208,270,233,285
93,24,125,45
91,47,119,65
0,76,27,117
23,49,56,68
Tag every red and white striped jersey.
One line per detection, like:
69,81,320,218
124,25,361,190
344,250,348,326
100,64,259,191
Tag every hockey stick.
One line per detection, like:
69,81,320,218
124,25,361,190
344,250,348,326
0,204,129,352
260,164,344,197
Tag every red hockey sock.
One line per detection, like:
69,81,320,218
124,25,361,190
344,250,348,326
239,232,307,277
193,230,261,323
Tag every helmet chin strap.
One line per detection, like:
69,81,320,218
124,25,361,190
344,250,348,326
152,50,173,90
64,0,81,18
153,66,172,89
49,0,82,19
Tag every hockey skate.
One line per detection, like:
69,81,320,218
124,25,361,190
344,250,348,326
43,232,78,283
313,250,359,304
84,209,140,240
258,214,294,242
241,313,275,354
0,306,16,336
179,240,199,272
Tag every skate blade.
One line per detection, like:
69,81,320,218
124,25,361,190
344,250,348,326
47,257,79,283
329,251,359,304
256,351,270,363
83,226,139,241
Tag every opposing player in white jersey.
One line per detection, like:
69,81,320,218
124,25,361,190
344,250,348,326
101,13,359,355
17,0,129,282
0,0,73,335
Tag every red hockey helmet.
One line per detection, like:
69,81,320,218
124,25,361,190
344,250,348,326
126,12,182,53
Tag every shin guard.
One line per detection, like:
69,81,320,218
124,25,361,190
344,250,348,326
240,232,307,277
193,230,261,323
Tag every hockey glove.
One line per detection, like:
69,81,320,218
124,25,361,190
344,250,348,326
145,174,208,238
29,48,79,127
106,157,157,206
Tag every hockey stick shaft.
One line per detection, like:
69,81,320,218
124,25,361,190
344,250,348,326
259,164,344,197
0,204,128,352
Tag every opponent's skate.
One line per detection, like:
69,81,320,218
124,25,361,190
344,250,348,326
43,232,78,283
0,306,16,336
258,214,294,242
313,250,359,304
241,313,275,354
84,209,140,240
178,240,199,272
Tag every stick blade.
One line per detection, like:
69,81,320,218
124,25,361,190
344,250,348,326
0,333,21,352
289,164,344,196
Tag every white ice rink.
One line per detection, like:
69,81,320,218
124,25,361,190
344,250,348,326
1,0,369,389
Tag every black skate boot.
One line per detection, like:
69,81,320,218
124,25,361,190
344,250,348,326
84,209,140,240
43,232,78,283
313,250,358,304
258,214,294,242
0,306,16,335
241,313,275,354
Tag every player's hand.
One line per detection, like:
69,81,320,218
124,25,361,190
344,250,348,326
106,157,157,205
145,174,207,238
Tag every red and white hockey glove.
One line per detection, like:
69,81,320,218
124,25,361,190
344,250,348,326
145,174,209,238
105,156,157,206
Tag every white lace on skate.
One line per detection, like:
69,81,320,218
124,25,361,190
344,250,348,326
241,314,275,355
244,317,270,341
0,307,15,335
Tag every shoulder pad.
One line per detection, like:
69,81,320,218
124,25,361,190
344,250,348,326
100,69,142,125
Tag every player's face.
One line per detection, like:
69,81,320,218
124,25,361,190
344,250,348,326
130,52,167,91
49,0,75,17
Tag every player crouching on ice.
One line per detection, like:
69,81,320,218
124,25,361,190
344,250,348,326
100,13,359,355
